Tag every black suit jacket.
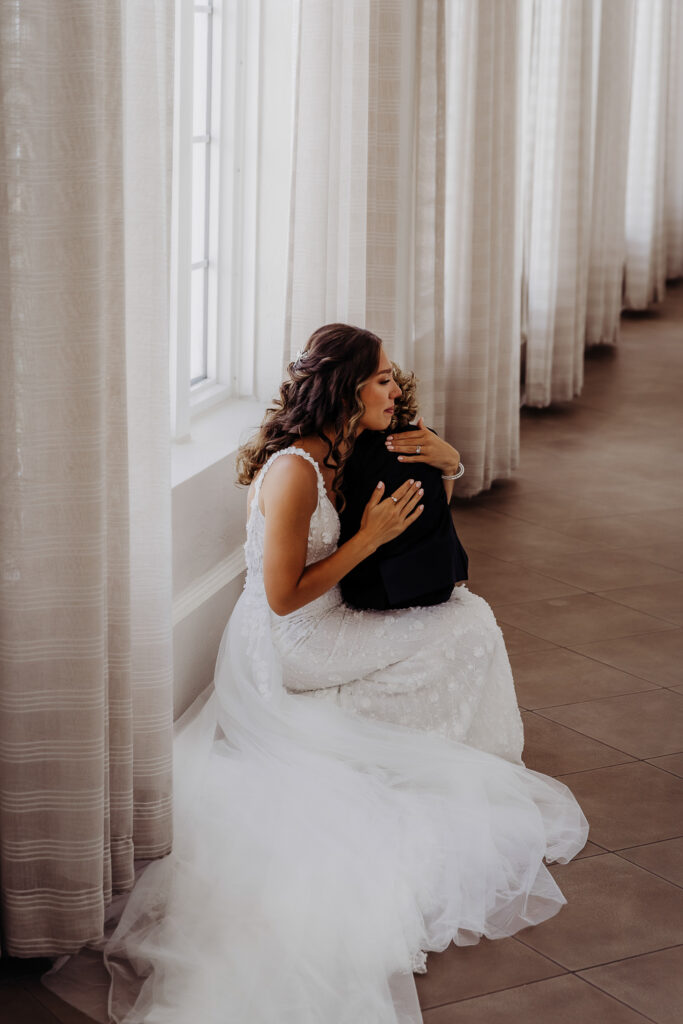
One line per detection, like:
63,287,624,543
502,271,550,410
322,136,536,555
339,427,468,609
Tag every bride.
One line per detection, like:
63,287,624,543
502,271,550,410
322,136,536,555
242,324,524,761
99,323,588,1023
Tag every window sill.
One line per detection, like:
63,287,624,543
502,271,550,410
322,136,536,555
171,396,268,488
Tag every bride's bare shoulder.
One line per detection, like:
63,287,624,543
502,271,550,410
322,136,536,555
296,434,328,456
252,447,319,519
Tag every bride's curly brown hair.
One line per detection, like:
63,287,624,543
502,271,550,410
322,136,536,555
236,323,418,508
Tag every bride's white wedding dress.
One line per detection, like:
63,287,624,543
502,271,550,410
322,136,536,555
95,447,588,1023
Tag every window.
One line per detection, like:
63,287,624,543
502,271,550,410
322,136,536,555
170,0,225,440
170,0,296,448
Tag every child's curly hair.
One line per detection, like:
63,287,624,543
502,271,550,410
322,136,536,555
389,363,418,430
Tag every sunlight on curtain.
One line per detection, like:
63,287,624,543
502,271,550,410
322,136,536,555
285,0,520,496
585,0,635,347
441,0,522,494
665,0,683,278
364,0,417,366
284,0,370,363
624,0,671,309
522,0,594,406
0,1,174,955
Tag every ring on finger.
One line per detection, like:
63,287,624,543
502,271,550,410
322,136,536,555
415,445,421,455
391,496,398,504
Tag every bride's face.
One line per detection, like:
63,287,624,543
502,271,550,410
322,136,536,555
357,349,402,432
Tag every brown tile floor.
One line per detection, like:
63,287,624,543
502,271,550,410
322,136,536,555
1,284,682,1023
417,281,683,1022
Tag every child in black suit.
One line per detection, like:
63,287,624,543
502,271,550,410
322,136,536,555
339,365,468,609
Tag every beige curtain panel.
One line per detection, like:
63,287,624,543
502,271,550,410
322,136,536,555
585,0,636,348
665,0,683,278
440,0,522,495
521,0,595,407
0,1,174,956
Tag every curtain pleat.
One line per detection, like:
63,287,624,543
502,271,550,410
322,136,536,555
122,0,175,862
442,0,522,494
284,0,370,363
522,0,594,406
585,0,635,347
412,0,446,432
624,0,671,309
0,0,174,956
665,0,683,278
364,0,416,365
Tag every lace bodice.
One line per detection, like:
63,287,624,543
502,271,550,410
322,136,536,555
244,447,341,616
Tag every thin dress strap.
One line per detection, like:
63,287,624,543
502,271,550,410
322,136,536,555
251,446,327,512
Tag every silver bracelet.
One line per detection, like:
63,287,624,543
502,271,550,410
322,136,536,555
442,463,465,480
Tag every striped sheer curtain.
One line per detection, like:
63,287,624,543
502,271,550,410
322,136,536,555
521,0,682,397
0,1,174,956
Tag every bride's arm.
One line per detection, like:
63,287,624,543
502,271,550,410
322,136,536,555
385,417,461,501
260,454,423,616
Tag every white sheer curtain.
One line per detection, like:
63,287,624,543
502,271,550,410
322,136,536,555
585,0,635,347
518,0,681,385
665,0,683,278
521,0,595,406
440,0,522,494
0,1,174,955
285,0,521,496
623,0,671,309
282,0,681,489
284,0,371,362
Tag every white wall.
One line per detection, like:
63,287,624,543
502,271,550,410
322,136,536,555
172,452,247,717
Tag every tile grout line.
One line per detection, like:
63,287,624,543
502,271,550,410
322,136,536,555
511,933,683,979
610,850,683,891
510,629,682,690
494,601,682,633
518,685,666,713
573,973,661,1024
422,966,663,1021
521,708,639,762
640,756,683,777
417,958,568,1015
14,981,64,1024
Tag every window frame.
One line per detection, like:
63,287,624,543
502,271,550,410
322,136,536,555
171,0,263,443
170,0,226,441
190,2,215,388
